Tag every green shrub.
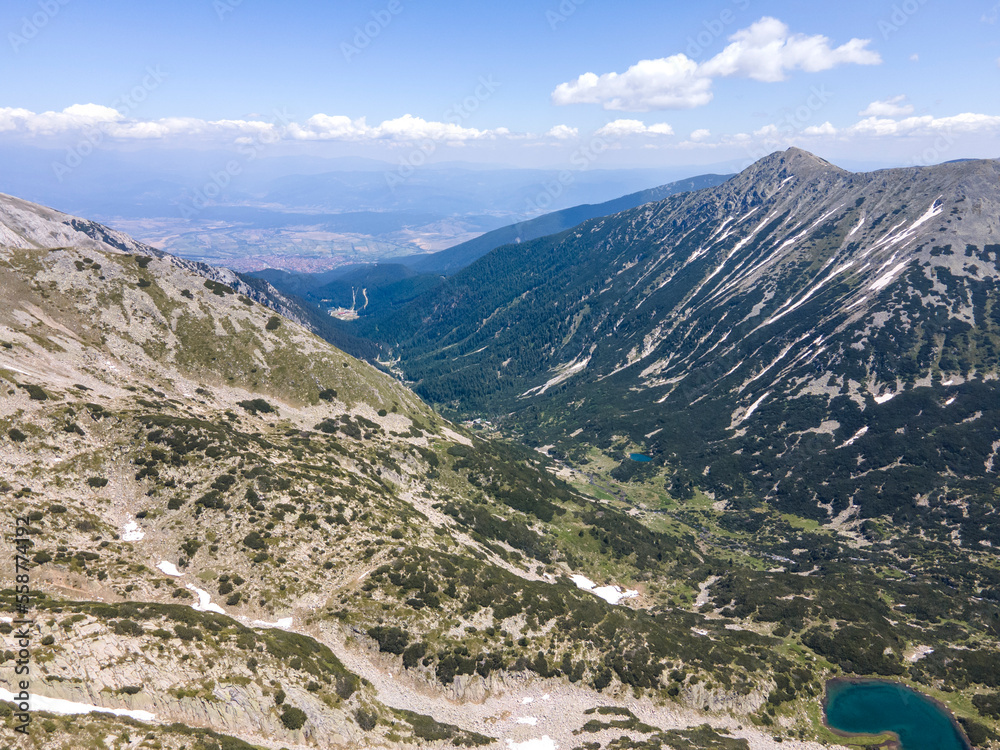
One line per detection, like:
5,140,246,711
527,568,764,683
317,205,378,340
174,625,200,641
280,705,307,730
19,384,47,401
7,428,26,442
354,708,378,731
368,626,409,655
87,477,109,488
265,316,281,331
238,399,274,415
243,532,266,550
204,280,233,296
114,619,144,637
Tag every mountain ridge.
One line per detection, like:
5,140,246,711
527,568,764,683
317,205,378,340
356,149,1000,538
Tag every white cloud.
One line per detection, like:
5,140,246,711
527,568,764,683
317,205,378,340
552,17,881,111
545,124,579,139
802,122,837,136
859,95,913,118
910,53,919,62
699,17,880,82
595,119,674,137
0,104,122,135
371,114,495,142
689,128,712,142
0,106,510,144
552,55,711,111
286,114,369,140
848,113,1000,137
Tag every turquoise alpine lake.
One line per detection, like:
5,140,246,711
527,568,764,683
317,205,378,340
824,679,970,750
628,453,652,462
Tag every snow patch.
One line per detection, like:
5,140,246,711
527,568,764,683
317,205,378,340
156,561,182,577
569,574,638,605
186,585,225,614
521,355,591,397
874,392,896,404
0,688,156,722
516,717,539,726
839,426,868,449
251,617,293,630
869,259,911,293
121,521,144,542
736,391,771,424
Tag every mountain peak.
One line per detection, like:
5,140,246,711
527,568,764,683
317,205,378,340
750,147,844,179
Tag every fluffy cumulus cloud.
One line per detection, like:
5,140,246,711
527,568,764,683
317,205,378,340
553,55,712,111
545,124,579,139
689,128,712,142
699,17,880,82
0,104,122,134
595,119,674,137
552,17,881,111
859,95,914,117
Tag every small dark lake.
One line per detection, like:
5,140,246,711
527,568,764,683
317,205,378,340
628,453,652,462
824,679,970,750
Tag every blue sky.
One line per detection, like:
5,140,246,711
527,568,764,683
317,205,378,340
1,0,998,169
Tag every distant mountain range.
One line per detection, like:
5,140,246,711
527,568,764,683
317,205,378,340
250,172,732,315
392,173,733,275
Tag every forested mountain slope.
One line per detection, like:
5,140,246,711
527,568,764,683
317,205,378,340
359,148,1000,545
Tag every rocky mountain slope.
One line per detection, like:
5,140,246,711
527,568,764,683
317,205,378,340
360,148,1000,545
2,187,1000,750
0,195,843,750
